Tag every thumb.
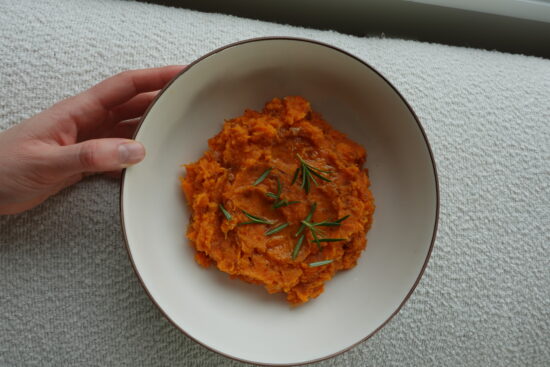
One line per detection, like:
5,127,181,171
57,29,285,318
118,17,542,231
55,138,145,175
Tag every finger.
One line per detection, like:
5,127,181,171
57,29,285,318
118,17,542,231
49,138,146,176
51,66,185,132
87,65,185,110
105,119,140,140
94,92,155,137
108,92,157,126
96,118,140,139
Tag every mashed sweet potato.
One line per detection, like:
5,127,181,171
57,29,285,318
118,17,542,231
181,96,374,305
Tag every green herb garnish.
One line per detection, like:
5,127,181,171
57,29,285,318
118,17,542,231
274,200,301,209
292,154,332,194
266,177,300,209
292,202,349,257
308,259,334,267
266,192,278,199
253,168,272,186
265,222,289,236
291,167,300,185
310,215,351,227
239,210,274,225
219,203,232,221
291,235,305,260
295,202,317,237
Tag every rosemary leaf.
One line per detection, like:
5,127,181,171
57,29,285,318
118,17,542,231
309,169,332,182
253,168,272,186
301,165,310,193
295,223,306,237
313,215,350,227
265,192,278,199
265,222,289,236
308,170,319,186
219,203,232,221
305,202,317,222
309,166,333,174
292,235,305,260
295,203,317,237
241,210,273,225
298,154,333,174
313,222,340,227
273,200,300,209
311,229,322,251
335,214,350,223
291,167,300,185
238,221,257,226
308,259,334,267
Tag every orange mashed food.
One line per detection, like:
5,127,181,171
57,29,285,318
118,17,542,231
181,96,374,305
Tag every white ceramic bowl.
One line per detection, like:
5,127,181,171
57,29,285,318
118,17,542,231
120,37,438,365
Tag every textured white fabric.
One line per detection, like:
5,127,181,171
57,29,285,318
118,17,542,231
1,0,549,366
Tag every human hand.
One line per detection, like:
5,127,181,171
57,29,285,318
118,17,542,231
0,65,185,215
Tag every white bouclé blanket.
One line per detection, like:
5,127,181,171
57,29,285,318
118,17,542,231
0,0,549,366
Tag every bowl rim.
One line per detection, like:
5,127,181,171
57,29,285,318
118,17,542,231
119,36,440,366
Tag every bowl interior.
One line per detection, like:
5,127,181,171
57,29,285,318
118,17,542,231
121,38,437,365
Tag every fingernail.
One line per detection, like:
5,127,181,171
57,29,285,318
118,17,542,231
118,141,145,166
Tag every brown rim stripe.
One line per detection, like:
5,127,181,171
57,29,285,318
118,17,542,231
119,37,440,366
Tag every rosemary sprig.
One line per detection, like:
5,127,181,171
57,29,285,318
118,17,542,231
272,176,283,198
291,202,349,258
265,222,289,236
302,217,348,248
239,210,274,225
253,168,272,186
292,154,332,194
266,177,300,209
309,259,334,267
218,203,232,221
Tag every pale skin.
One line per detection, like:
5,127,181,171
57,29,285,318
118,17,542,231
0,65,185,215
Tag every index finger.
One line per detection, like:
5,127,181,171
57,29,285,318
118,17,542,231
49,65,185,134
86,65,185,110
